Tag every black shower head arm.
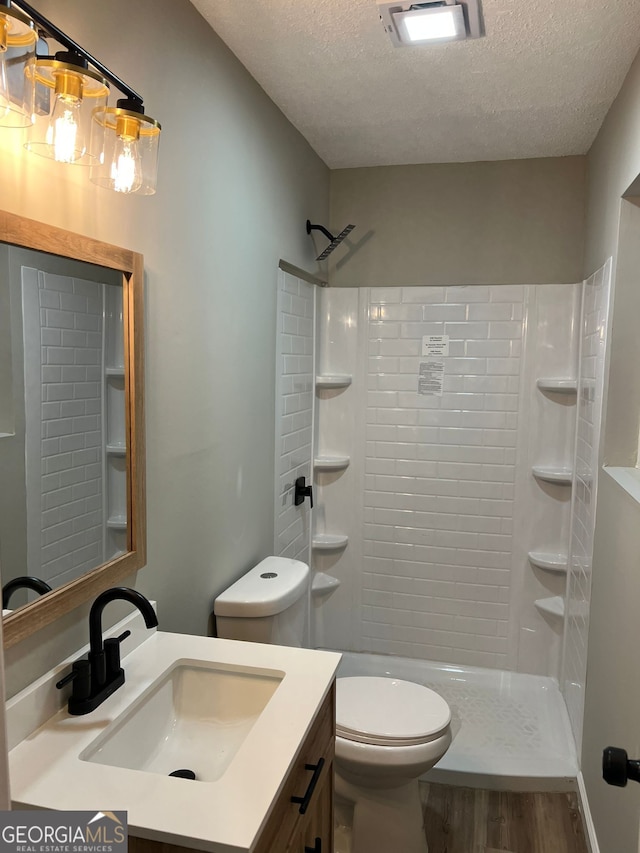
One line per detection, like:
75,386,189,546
306,220,335,242
306,219,356,261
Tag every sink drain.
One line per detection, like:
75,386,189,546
169,769,196,780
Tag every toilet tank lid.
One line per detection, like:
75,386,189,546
214,557,310,618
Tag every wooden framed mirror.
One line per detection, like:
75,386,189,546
0,210,146,648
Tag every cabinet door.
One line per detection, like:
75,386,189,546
254,685,335,853
300,763,333,853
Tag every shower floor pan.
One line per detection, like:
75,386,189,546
335,651,578,792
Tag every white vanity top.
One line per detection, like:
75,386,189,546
8,631,340,853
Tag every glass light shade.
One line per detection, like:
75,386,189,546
24,60,108,164
393,4,466,44
90,107,161,195
0,5,36,128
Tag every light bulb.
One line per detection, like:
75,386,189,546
45,69,84,162
110,137,142,193
46,95,81,162
109,114,142,193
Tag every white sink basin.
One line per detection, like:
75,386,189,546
81,659,283,782
8,631,341,853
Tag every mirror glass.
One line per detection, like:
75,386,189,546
0,210,146,648
0,245,126,613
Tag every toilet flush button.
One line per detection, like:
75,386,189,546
260,572,278,579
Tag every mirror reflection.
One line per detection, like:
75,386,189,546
0,244,126,614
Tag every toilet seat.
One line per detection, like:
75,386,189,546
336,676,451,746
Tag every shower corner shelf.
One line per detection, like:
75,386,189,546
105,366,125,378
314,455,350,471
316,374,352,389
106,444,126,456
312,533,349,551
536,378,577,394
311,572,341,597
532,465,573,485
107,515,127,531
534,596,565,619
528,551,568,574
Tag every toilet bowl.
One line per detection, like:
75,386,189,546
334,675,451,853
213,557,452,853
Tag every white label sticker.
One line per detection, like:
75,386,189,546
418,361,444,397
422,335,449,357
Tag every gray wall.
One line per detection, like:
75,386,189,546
0,246,27,605
329,158,586,287
0,0,329,695
581,49,640,853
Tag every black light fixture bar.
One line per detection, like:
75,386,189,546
6,0,144,106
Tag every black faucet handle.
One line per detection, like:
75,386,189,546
104,630,132,679
67,588,156,716
105,630,131,671
56,659,91,702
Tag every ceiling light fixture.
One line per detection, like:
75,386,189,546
377,0,484,47
0,0,161,194
398,5,465,42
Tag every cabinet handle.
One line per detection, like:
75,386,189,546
305,839,322,853
291,757,325,815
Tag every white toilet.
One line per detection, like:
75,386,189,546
214,556,453,853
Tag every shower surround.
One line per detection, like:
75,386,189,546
311,282,582,676
275,269,611,770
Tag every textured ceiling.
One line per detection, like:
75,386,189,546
189,0,640,168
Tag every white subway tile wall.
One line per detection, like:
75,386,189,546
563,260,612,753
34,271,104,587
362,286,526,667
274,272,314,561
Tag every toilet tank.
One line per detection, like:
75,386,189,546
214,557,309,648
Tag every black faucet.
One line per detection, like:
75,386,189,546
56,587,158,715
2,576,52,609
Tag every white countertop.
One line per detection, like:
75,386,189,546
8,632,341,853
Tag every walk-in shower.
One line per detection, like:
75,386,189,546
274,267,611,787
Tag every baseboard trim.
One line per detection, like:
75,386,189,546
576,772,600,853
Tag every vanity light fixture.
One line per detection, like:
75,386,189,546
0,0,36,127
89,101,161,196
24,52,109,165
376,0,484,47
0,0,161,194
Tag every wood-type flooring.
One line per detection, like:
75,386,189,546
419,783,589,853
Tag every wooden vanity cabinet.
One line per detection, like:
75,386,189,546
129,682,335,853
253,681,335,853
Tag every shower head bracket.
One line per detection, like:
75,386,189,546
306,219,356,262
